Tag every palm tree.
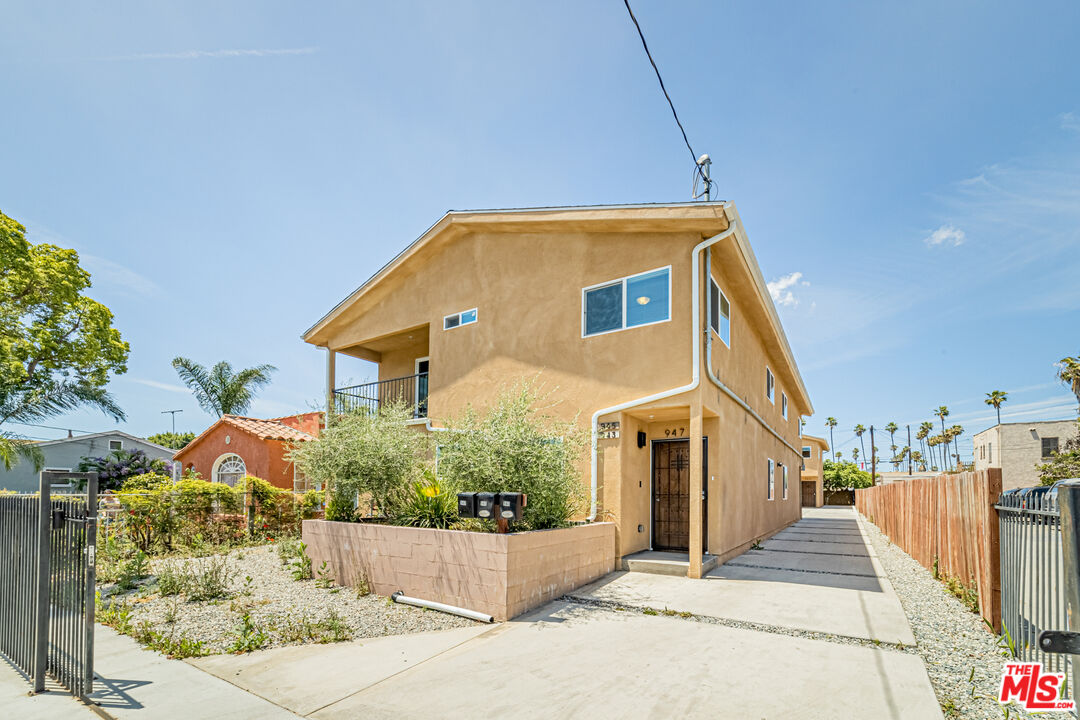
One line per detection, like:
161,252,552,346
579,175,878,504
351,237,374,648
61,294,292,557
934,406,951,470
172,358,277,417
927,435,943,471
949,424,965,470
884,422,898,470
985,390,1008,426
1058,355,1080,413
825,417,838,457
911,449,925,471
852,447,860,465
854,424,867,468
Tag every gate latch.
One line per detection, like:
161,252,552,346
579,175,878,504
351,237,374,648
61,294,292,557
1038,630,1080,655
51,507,65,530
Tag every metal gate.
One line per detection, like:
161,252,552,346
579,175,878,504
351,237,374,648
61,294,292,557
0,471,97,697
996,488,1070,689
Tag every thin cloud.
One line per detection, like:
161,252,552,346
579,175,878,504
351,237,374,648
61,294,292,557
923,224,966,247
130,378,190,394
106,47,318,61
1060,112,1080,133
80,253,161,297
767,271,809,308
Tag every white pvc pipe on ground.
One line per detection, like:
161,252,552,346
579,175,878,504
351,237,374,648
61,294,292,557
390,591,495,623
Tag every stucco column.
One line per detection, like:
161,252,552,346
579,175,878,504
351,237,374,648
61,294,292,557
325,348,336,414
688,398,704,579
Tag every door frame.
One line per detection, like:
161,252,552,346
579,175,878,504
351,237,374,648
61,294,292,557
649,436,708,553
414,356,430,416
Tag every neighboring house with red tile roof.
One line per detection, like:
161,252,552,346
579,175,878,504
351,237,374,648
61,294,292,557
174,412,323,491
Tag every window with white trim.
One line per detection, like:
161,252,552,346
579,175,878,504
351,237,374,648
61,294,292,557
767,458,775,500
782,464,789,500
708,277,731,346
444,308,477,330
781,393,788,420
213,454,246,487
582,267,671,337
802,446,812,459
765,368,775,403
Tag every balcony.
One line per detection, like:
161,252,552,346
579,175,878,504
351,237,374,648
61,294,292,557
333,373,428,419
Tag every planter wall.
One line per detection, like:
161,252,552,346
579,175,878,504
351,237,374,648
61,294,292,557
302,520,616,621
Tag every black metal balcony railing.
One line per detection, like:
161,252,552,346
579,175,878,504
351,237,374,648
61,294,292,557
333,373,428,418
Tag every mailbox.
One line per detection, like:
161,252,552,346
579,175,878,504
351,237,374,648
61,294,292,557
475,492,497,519
457,492,477,518
497,492,526,522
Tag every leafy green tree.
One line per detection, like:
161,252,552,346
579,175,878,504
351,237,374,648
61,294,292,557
1058,356,1080,413
1039,421,1080,486
825,417,838,458
0,211,129,469
985,390,1008,426
436,383,588,530
171,358,276,417
288,402,428,520
147,431,196,450
822,460,873,491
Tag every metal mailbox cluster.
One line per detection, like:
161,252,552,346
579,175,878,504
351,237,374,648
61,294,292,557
457,492,526,522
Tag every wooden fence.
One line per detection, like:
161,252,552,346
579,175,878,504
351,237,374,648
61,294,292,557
854,468,1002,631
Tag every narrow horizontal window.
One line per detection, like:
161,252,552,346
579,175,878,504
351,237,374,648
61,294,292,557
709,277,731,346
583,267,671,337
444,308,478,330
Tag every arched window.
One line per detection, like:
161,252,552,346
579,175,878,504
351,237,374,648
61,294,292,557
213,454,246,486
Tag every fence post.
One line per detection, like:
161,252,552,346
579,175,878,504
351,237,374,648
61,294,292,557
1057,480,1080,702
33,472,51,693
83,473,98,695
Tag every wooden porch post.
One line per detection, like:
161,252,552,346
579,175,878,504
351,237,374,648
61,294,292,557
688,398,704,578
325,347,336,414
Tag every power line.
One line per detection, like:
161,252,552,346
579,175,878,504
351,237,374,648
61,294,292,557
622,0,711,197
1,421,95,435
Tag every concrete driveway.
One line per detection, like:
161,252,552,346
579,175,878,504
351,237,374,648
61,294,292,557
182,507,941,720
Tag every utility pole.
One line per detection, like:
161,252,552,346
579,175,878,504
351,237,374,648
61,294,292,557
907,424,913,476
161,409,183,433
870,425,877,486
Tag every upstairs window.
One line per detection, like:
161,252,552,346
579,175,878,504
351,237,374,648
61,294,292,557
782,393,788,420
802,446,812,459
444,308,477,330
765,368,775,403
1042,437,1059,458
583,267,671,337
709,277,731,346
767,458,775,500
109,439,123,451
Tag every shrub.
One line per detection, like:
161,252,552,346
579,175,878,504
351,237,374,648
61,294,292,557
185,556,235,601
289,403,429,520
78,449,173,491
156,563,187,596
114,550,149,592
436,383,587,530
394,472,458,529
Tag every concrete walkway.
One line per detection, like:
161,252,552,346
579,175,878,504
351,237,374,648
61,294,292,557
572,505,915,645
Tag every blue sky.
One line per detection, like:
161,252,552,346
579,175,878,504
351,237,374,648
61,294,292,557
2,1,1078,460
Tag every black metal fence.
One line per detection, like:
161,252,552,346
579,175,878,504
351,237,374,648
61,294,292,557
0,472,97,697
997,489,1070,685
333,372,428,418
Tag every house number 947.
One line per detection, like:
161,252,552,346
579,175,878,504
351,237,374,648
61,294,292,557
663,427,687,437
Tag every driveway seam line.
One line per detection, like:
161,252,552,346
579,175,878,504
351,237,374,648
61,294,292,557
722,562,878,578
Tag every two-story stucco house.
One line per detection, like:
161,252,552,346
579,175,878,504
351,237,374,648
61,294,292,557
799,434,829,508
303,202,813,578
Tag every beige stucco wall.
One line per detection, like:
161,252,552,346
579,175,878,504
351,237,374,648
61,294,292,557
312,207,813,573
973,420,1079,491
302,519,615,621
799,435,828,508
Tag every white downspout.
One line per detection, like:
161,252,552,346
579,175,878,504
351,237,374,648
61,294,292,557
588,210,739,521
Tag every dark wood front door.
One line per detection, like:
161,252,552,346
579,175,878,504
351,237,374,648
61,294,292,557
652,439,708,552
801,481,816,507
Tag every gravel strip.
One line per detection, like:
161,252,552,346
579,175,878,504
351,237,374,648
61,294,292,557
99,544,476,655
858,512,1071,720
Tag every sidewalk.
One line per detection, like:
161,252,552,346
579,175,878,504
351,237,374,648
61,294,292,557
0,658,97,720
